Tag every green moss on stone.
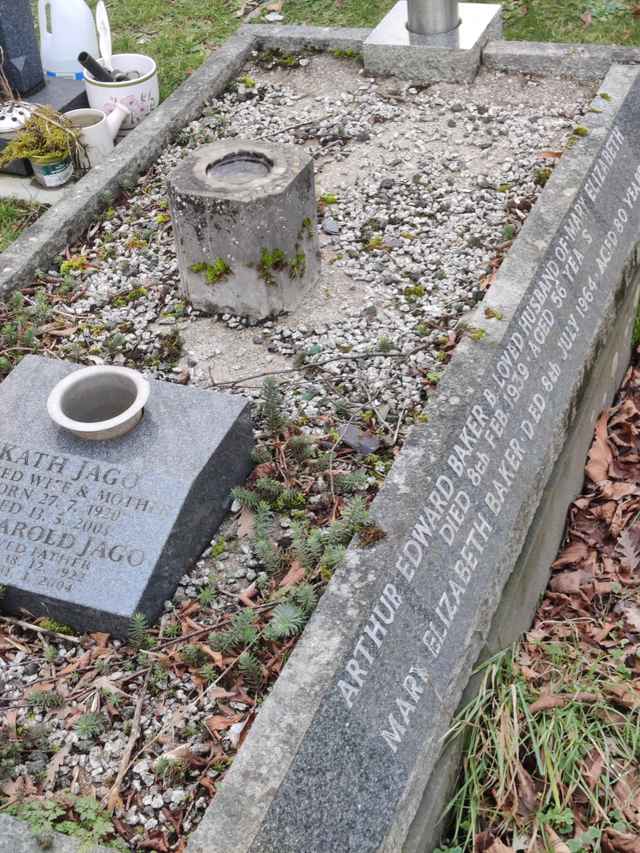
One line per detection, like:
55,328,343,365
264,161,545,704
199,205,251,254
190,258,232,285
112,287,148,308
330,48,362,61
258,248,288,286
289,250,307,279
299,217,314,240
534,168,552,188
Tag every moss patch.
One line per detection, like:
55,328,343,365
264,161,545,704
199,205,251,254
112,287,148,308
190,258,232,285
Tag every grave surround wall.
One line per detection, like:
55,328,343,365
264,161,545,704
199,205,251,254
3,25,640,853
185,62,640,852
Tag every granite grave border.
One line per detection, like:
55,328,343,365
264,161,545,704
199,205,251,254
184,62,640,852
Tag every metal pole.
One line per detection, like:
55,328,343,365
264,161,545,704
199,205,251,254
406,0,460,35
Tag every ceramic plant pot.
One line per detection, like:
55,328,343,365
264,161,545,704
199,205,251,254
47,365,150,441
84,53,159,128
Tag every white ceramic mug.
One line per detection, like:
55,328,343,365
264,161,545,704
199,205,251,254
84,53,159,129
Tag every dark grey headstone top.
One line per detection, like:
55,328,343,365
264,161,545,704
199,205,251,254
0,357,253,636
188,64,640,853
0,0,44,96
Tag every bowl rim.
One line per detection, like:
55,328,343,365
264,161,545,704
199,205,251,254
47,365,150,435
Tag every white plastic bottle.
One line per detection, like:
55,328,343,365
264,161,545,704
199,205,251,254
38,0,99,80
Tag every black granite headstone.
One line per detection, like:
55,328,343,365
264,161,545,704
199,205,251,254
0,357,253,637
0,0,44,96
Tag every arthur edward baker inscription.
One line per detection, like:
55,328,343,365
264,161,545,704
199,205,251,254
332,110,640,752
0,443,164,598
0,357,253,635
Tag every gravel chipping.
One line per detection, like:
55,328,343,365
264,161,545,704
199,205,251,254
0,52,596,850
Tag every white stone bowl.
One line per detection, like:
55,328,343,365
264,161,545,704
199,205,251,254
47,366,150,441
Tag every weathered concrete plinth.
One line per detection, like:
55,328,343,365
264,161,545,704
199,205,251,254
168,140,321,320
364,1,502,83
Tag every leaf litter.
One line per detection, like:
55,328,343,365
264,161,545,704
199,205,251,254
441,352,640,851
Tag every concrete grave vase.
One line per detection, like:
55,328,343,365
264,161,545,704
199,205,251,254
168,140,321,320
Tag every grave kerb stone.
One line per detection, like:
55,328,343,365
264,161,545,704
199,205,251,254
187,63,640,852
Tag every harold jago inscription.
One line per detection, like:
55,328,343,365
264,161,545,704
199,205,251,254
0,357,253,636
0,444,166,597
233,76,640,853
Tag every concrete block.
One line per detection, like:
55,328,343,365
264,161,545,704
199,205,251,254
168,140,321,319
364,1,502,83
246,23,371,53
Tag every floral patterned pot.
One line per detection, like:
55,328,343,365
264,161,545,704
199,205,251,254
84,53,159,129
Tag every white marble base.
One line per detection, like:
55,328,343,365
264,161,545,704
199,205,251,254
364,2,502,83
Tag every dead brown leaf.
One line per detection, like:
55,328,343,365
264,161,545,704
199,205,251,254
549,570,590,594
603,828,640,853
553,540,590,568
584,747,605,790
545,827,571,853
197,644,223,666
205,714,243,734
486,841,514,853
529,692,598,714
279,559,306,588
515,762,537,815
45,742,71,790
586,411,613,483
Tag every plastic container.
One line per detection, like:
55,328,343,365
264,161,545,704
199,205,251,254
38,0,99,80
